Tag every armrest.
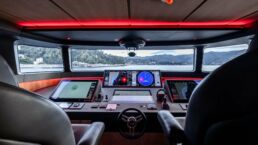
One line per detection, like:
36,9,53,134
72,122,105,145
158,110,186,144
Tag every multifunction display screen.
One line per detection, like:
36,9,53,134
103,70,161,87
51,80,98,102
167,80,199,102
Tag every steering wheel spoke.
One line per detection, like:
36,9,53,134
117,108,147,139
136,115,143,122
121,114,129,122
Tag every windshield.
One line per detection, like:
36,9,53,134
202,44,248,71
70,48,195,71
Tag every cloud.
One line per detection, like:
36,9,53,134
205,44,248,53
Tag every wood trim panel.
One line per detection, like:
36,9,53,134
0,0,73,21
131,0,205,21
52,0,128,20
19,77,104,92
185,0,258,22
19,78,61,92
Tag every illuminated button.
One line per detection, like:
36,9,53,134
121,77,127,83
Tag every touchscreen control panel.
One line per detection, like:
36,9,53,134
103,70,161,87
50,80,98,102
166,80,199,102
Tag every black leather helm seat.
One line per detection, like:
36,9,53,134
158,34,258,145
0,55,105,145
0,55,18,86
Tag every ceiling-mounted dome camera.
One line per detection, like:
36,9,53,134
128,51,136,57
119,39,146,50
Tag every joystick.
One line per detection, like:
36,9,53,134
157,89,166,102
162,98,170,110
96,93,103,102
104,95,109,102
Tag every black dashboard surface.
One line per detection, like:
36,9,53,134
34,76,200,132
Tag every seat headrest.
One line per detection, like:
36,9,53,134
0,55,18,86
248,34,258,53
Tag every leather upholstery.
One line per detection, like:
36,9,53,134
158,34,258,145
0,56,105,145
73,124,91,144
0,82,76,145
74,122,104,145
158,111,185,144
204,114,258,145
0,55,18,86
0,138,40,145
185,42,258,145
73,123,105,145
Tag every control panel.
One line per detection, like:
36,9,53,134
40,73,203,116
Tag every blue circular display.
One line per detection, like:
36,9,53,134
137,71,154,87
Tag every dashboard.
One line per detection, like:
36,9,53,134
36,70,202,132
47,70,201,107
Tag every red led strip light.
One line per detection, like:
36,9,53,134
17,20,254,29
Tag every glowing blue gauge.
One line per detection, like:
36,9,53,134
137,71,154,87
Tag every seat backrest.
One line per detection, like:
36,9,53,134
0,55,18,86
0,56,76,145
0,82,76,145
184,35,258,145
204,114,258,145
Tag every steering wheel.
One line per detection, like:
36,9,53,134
117,108,147,139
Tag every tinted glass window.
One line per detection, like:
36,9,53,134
17,45,63,73
202,44,248,71
70,48,195,71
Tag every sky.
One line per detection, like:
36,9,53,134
102,44,248,57
205,44,248,53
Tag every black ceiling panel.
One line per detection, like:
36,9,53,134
29,30,239,42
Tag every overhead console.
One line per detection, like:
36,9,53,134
103,70,161,87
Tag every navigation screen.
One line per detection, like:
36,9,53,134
51,80,97,101
168,81,198,102
108,71,128,86
137,71,154,87
104,70,161,87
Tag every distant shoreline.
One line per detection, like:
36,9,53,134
19,64,220,73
